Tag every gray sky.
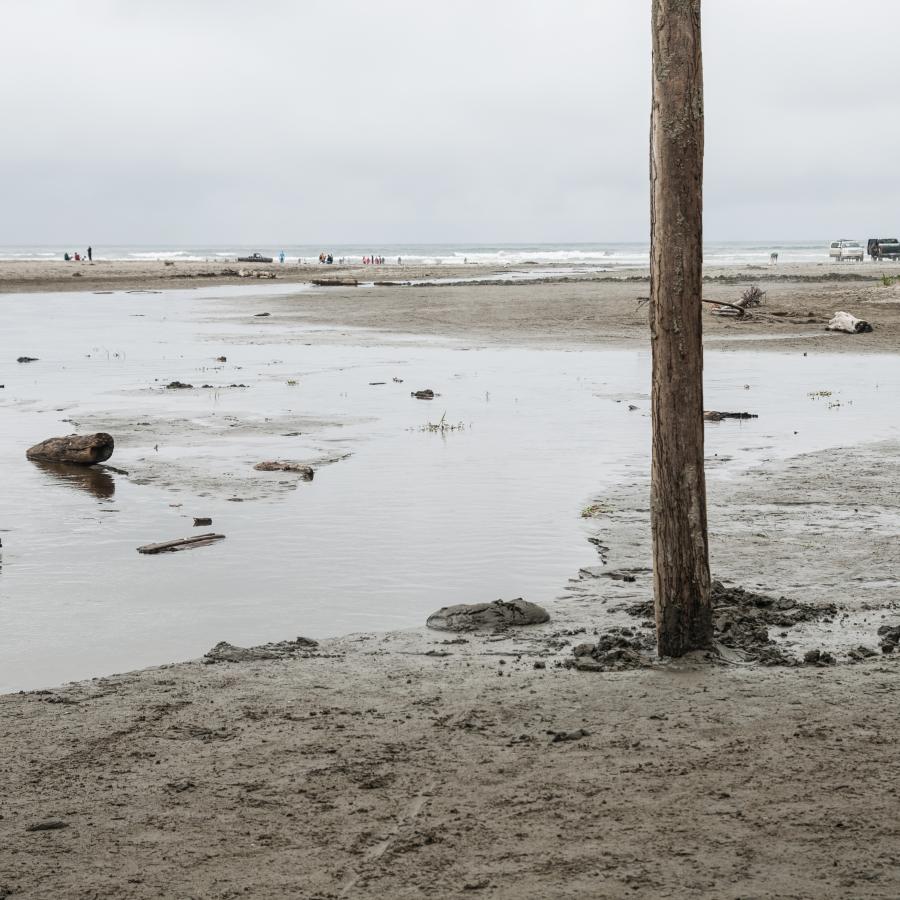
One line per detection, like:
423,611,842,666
1,1,897,244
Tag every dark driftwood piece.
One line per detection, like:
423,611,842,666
137,533,225,554
26,433,114,466
253,461,314,479
312,278,358,287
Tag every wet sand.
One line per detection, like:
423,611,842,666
2,443,899,899
2,276,900,898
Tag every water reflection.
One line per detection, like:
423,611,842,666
30,460,116,499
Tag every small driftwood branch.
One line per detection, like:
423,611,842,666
637,297,749,318
702,298,750,317
137,533,225,554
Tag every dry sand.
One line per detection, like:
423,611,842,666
2,269,900,898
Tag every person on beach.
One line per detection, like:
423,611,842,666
279,250,285,264
64,252,70,261
74,252,81,261
87,246,92,262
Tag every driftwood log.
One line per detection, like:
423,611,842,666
312,278,358,287
26,433,114,466
137,533,225,554
704,411,759,422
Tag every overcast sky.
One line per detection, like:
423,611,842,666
1,1,897,245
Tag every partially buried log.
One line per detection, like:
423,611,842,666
253,461,314,479
137,533,225,554
26,433,114,466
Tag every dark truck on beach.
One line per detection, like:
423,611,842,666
867,238,900,261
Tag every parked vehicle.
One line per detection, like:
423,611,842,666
237,252,273,263
828,240,864,262
867,238,900,261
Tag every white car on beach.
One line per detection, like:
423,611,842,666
829,240,864,262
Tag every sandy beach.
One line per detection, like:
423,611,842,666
2,270,899,898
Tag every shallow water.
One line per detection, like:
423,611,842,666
1,286,898,691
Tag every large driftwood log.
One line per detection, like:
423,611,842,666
26,433,114,466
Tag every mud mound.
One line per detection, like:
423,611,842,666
204,637,319,664
618,581,838,667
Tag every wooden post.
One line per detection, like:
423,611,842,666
650,0,712,656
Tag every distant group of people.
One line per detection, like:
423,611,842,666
363,255,385,265
63,246,92,262
318,251,334,264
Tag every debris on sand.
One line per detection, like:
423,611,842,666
739,284,766,307
827,311,873,334
549,728,590,743
412,389,436,400
166,381,193,390
25,821,68,832
204,636,319,664
567,628,655,672
26,433,114,466
426,598,550,632
253,461,314,479
704,411,758,422
253,312,271,317
877,624,900,654
193,517,212,527
17,356,39,363
710,581,836,666
803,649,837,666
137,533,225,555
215,356,227,362
312,278,358,287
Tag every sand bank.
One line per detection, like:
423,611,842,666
4,258,896,354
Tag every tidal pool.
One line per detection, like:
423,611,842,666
1,286,897,691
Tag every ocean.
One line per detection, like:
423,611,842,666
0,241,835,268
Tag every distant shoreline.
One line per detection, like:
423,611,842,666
0,256,891,295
